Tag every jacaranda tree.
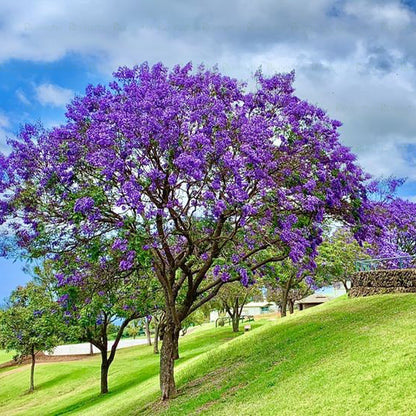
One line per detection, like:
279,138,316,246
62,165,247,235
364,178,416,262
38,240,157,394
0,62,369,399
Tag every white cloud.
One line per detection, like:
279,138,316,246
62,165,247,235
0,112,12,154
0,113,10,129
1,0,416,179
345,1,411,30
35,83,74,107
16,89,30,105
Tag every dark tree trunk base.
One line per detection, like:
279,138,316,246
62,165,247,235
154,324,160,354
29,349,35,393
145,319,152,346
232,317,240,332
160,322,180,400
100,351,109,394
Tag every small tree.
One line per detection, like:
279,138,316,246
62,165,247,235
126,320,141,340
266,278,313,315
216,282,259,332
316,229,371,292
40,241,158,395
262,259,321,317
0,282,62,392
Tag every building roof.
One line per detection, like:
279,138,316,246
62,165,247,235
296,294,331,304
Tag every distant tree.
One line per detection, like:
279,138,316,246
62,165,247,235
266,278,312,315
262,259,322,317
216,282,259,332
365,177,416,259
0,282,63,392
180,309,206,335
38,242,158,395
126,319,142,340
144,316,152,346
316,229,371,292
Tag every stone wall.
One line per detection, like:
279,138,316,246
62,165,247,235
350,269,416,297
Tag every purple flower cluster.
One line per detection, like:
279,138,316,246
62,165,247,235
74,197,95,214
0,61,380,296
119,250,136,271
112,238,128,251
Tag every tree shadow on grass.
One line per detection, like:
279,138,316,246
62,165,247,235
19,373,74,397
50,371,158,416
37,372,75,391
49,349,214,416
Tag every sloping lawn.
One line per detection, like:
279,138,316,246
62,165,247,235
0,349,15,364
0,321,265,415
1,294,416,415
151,294,416,416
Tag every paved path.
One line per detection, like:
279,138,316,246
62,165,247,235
45,338,148,356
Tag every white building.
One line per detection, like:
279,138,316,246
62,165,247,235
209,310,220,322
241,301,278,316
209,301,278,322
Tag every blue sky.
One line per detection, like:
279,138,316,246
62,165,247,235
1,0,416,299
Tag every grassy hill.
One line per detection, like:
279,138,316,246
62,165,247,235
0,349,15,364
1,294,416,415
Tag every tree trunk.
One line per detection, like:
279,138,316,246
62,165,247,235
159,321,165,341
90,343,94,355
288,299,294,314
233,297,240,332
281,291,288,317
145,319,152,346
173,327,180,360
100,350,109,394
232,315,240,332
225,298,241,332
160,321,179,400
29,347,35,392
96,315,132,395
281,274,294,318
342,278,351,293
154,323,160,354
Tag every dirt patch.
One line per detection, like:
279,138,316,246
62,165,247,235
185,367,229,391
0,351,97,369
192,381,249,415
138,367,231,415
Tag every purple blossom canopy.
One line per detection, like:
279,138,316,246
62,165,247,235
0,62,369,283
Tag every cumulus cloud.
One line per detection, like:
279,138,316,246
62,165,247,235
1,0,416,179
35,83,74,107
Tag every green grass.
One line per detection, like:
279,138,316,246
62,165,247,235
0,349,15,364
156,294,416,416
1,295,416,415
0,321,264,415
